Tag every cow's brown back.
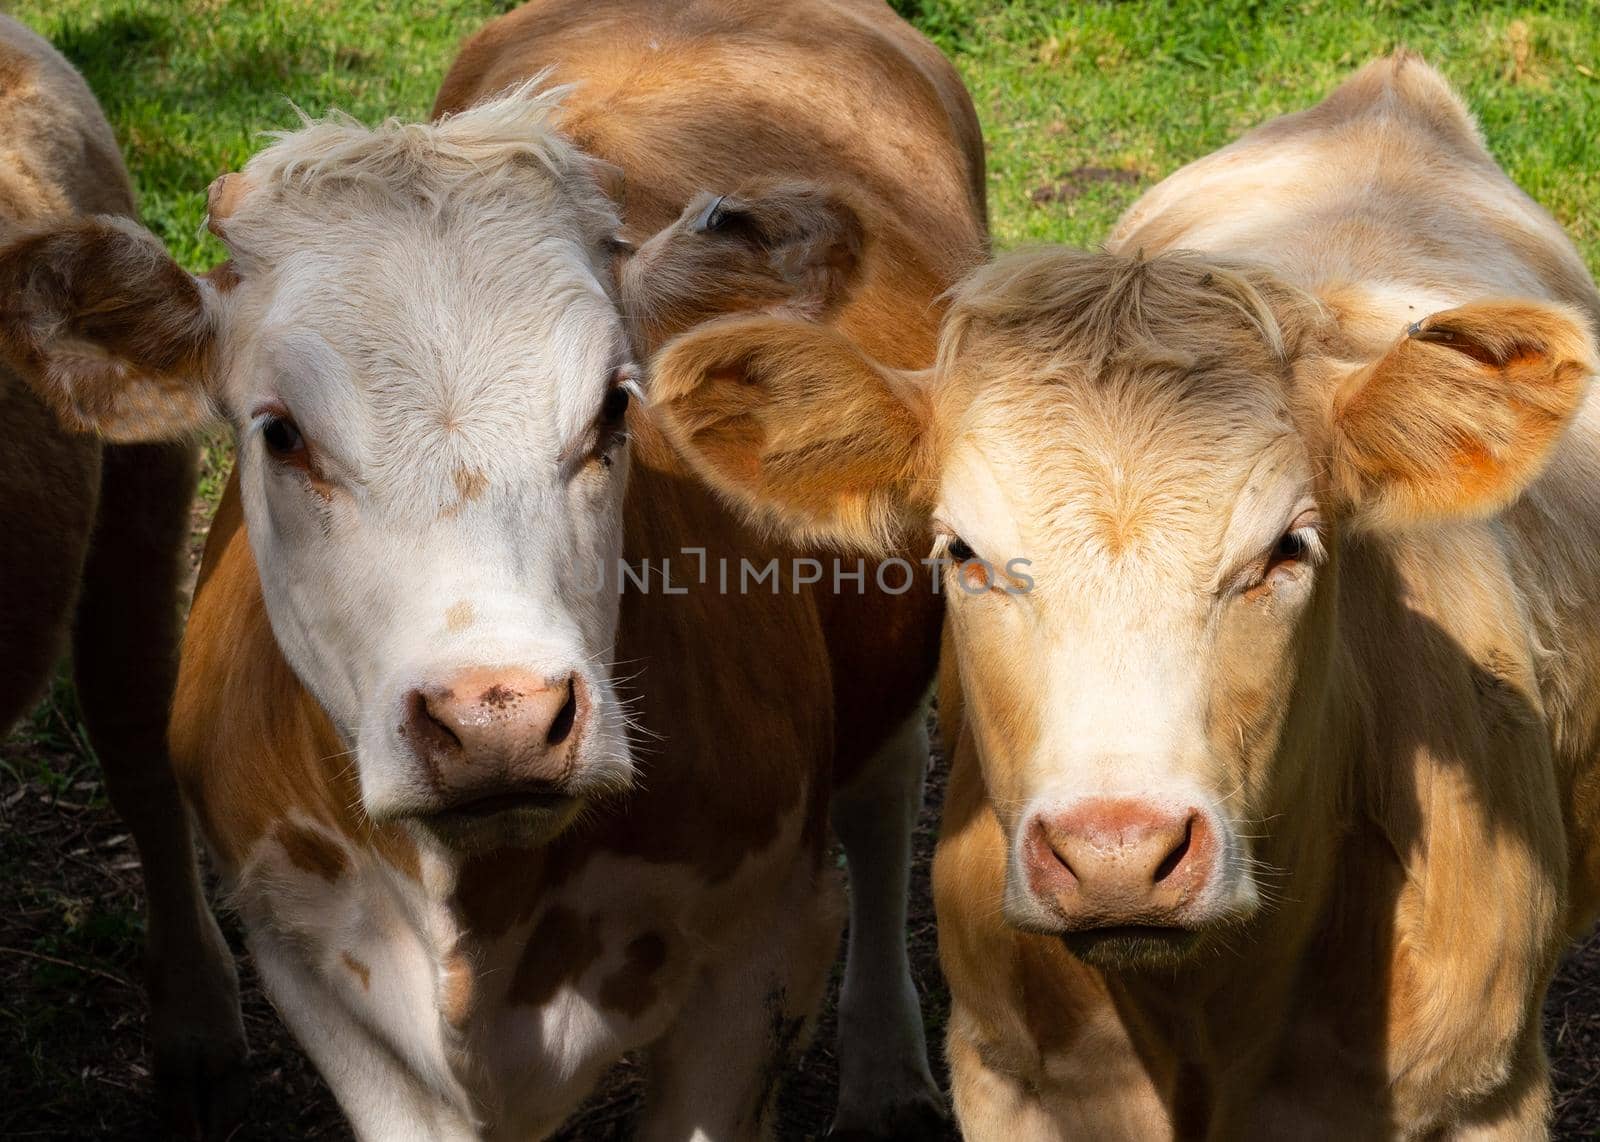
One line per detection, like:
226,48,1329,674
434,0,985,305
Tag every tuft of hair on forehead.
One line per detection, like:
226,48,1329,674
937,247,1322,385
226,76,618,239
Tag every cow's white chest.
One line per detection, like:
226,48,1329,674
234,810,805,1138
465,860,710,1134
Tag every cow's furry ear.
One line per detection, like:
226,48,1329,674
651,313,933,552
0,215,221,441
1327,299,1595,528
619,181,866,355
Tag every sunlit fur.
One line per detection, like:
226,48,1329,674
928,251,1330,942
657,52,1600,1135
1328,299,1596,527
653,313,937,551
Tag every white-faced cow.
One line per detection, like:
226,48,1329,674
0,15,245,1135
0,1,986,1137
652,53,1600,1136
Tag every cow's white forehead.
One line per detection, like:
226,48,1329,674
219,219,623,523
212,81,630,478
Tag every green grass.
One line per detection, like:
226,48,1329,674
916,0,1600,256
12,0,513,268
12,0,1600,272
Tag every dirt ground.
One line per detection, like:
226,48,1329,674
3,695,1599,1140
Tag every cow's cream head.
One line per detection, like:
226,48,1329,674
0,87,863,851
652,247,1595,967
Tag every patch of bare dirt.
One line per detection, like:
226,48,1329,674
1029,165,1141,203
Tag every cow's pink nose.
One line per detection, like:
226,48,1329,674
1023,799,1214,929
401,668,586,809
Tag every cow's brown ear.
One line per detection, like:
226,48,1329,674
620,181,866,354
0,215,221,441
651,313,933,551
1327,299,1595,528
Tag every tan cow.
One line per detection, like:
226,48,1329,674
0,15,245,1134
652,53,1600,1136
0,1,985,1137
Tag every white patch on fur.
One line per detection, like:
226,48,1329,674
236,817,479,1134
236,805,818,1140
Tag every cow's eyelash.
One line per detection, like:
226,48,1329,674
1276,520,1327,567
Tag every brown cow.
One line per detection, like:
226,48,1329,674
651,54,1600,1136
0,1,985,1137
0,13,245,1136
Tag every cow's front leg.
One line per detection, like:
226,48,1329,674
830,703,945,1138
946,1018,1069,1142
73,441,248,1138
639,861,842,1141
1440,1026,1551,1142
249,923,480,1142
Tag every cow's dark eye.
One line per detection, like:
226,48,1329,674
1273,531,1306,562
1248,513,1322,594
262,415,304,457
694,194,760,241
696,194,736,233
944,534,997,593
601,385,630,425
1259,525,1320,584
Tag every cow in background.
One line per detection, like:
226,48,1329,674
0,13,244,1136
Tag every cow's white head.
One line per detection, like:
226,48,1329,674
651,247,1595,966
0,88,863,850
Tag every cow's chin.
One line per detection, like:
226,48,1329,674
1057,925,1209,971
417,790,588,853
362,722,637,854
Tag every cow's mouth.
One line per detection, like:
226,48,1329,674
421,788,583,849
1058,925,1204,970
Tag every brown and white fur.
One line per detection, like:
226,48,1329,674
0,15,244,1135
650,53,1600,1137
0,1,986,1137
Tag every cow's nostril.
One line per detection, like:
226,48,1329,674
401,669,587,805
545,677,578,746
1152,816,1194,884
1045,834,1075,877
405,689,462,754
